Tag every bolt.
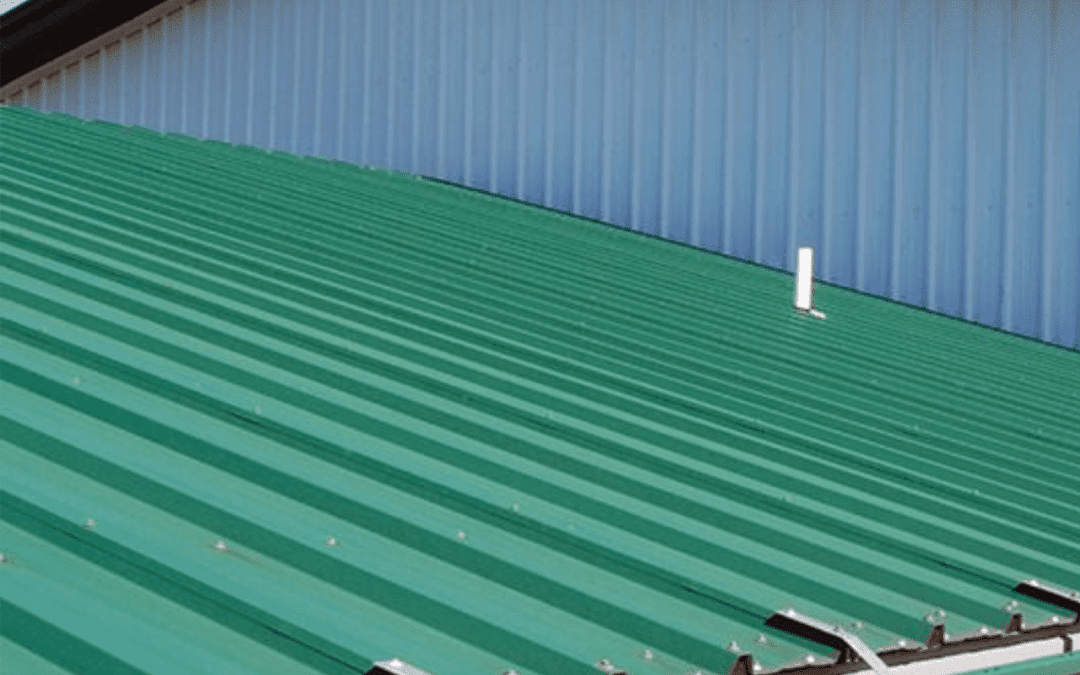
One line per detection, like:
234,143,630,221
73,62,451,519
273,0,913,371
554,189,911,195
456,531,467,541
85,518,97,529
727,641,740,652
642,649,654,660
326,537,338,547
214,540,228,553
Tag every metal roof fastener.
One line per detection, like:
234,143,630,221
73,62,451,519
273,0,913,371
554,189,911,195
370,659,435,675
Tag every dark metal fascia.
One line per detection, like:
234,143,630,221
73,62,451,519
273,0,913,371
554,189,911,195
762,622,1078,675
1013,580,1080,623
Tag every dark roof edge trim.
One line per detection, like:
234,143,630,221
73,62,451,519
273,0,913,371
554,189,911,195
765,621,1079,675
0,0,174,92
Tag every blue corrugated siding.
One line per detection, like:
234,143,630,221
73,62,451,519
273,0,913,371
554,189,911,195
2,0,1078,349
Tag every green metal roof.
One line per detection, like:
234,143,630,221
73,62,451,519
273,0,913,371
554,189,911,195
1,105,1079,675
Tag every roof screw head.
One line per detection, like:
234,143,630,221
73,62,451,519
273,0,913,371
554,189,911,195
255,406,262,415
0,553,7,564
898,639,908,647
786,608,796,617
456,531,467,541
214,539,228,553
73,377,80,385
757,633,768,645
84,518,97,529
502,671,520,675
642,649,654,660
512,504,520,513
805,655,816,664
852,620,864,630
727,641,740,652
752,665,763,673
936,609,947,619
1050,615,1060,624
326,537,338,547
596,658,616,673
979,626,989,635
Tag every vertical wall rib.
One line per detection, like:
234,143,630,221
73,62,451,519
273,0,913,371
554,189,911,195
2,0,1077,348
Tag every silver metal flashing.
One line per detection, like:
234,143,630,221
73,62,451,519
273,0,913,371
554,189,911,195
771,609,890,675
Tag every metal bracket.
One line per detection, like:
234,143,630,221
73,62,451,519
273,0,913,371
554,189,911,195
367,659,436,675
767,609,891,675
1013,580,1080,623
726,654,755,675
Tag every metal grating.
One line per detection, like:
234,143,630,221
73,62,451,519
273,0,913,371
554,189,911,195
1,106,1079,675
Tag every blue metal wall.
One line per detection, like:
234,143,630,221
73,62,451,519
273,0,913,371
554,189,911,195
3,0,1078,348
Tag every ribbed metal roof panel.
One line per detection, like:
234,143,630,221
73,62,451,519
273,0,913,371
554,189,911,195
1,105,1079,675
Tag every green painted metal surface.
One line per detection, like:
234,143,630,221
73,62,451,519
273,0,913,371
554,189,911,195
1,105,1079,675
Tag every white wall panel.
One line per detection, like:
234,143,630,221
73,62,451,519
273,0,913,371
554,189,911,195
3,0,1078,349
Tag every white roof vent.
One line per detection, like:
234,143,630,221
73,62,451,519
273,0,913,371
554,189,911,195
794,247,826,319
